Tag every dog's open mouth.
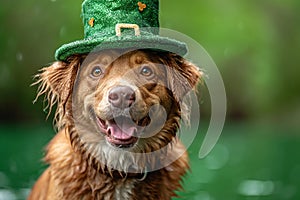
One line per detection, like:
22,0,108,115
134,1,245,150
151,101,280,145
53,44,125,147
96,115,149,148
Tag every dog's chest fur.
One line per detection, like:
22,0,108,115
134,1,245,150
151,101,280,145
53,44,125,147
113,180,136,200
40,128,187,200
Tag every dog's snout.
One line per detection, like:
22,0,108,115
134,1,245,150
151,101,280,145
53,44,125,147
108,86,136,108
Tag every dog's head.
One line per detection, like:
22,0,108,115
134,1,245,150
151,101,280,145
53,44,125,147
35,49,201,173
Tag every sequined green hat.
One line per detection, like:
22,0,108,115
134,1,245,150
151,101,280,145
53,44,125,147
55,0,188,61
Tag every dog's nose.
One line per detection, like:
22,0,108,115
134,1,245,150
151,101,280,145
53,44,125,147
108,86,136,108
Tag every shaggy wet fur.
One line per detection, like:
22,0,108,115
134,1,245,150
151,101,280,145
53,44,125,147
28,50,201,200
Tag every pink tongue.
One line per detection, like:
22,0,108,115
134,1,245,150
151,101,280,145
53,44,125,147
107,121,136,140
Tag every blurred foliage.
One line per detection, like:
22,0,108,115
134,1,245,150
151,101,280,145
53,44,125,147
161,0,300,124
0,0,300,125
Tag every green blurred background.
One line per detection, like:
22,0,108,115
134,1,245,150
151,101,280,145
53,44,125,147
0,0,299,199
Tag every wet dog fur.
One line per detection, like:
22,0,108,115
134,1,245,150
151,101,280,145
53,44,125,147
28,49,201,200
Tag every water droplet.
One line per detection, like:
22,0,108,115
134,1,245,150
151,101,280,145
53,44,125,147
224,48,231,58
0,189,17,200
60,27,67,38
16,52,23,62
238,179,274,196
204,144,229,170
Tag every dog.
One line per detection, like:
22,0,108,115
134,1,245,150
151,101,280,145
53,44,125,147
28,49,201,200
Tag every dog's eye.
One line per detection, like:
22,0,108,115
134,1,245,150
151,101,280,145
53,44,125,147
140,66,153,77
91,66,103,78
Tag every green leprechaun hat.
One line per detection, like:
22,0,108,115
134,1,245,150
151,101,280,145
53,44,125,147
55,0,188,61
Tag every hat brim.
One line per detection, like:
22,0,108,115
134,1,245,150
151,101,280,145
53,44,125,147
55,33,188,61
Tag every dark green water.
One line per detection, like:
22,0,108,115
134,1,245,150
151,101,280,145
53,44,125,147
0,123,299,200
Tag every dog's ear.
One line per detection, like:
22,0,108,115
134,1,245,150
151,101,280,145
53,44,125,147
165,54,202,102
33,56,81,128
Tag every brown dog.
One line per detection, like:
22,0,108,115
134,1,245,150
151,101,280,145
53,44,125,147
28,49,201,200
